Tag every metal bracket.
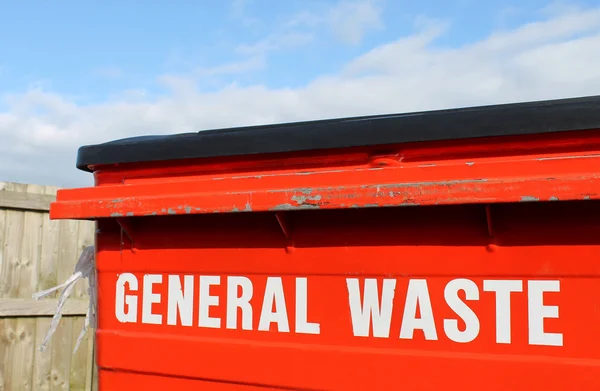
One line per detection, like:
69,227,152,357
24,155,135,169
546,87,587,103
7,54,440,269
484,204,500,253
116,217,137,253
485,205,494,237
275,212,295,253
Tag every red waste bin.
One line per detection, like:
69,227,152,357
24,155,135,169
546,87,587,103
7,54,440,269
50,95,600,391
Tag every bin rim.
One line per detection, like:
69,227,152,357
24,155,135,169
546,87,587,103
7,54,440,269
75,95,600,172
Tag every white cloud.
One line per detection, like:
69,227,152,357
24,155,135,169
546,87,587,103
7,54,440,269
223,0,380,74
2,5,600,187
328,0,385,45
235,32,315,56
288,0,385,45
540,0,585,17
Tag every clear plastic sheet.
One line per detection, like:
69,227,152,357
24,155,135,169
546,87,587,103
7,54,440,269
32,245,97,352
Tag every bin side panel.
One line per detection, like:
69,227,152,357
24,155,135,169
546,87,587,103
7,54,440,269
94,202,600,390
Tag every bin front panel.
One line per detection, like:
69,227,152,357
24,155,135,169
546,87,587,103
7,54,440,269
94,201,600,390
52,129,600,220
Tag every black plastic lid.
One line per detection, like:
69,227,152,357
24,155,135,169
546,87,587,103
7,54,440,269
76,95,600,172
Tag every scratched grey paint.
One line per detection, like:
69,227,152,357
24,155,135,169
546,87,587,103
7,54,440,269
290,194,322,204
269,203,321,211
520,196,540,202
102,177,582,216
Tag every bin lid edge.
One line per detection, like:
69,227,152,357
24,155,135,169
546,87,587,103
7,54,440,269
76,94,600,172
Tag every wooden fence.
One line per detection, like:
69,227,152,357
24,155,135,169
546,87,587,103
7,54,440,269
0,182,97,391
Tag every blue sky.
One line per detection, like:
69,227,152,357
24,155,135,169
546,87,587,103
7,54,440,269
1,0,589,100
1,0,600,187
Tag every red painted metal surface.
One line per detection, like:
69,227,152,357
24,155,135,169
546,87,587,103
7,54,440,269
51,129,600,390
50,130,600,220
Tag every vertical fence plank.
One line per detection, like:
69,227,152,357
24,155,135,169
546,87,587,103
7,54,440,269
56,219,79,294
0,318,19,391
0,183,26,298
38,186,60,298
14,185,46,391
84,331,94,391
77,220,96,391
0,185,7,295
48,215,80,391
32,318,53,391
35,185,60,391
0,318,13,391
91,342,98,391
1,184,30,391
11,319,36,391
68,317,89,391
16,184,44,297
75,221,94,300
0,194,7,391
0,210,24,298
49,319,73,391
32,185,62,391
